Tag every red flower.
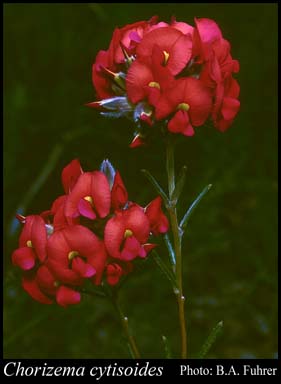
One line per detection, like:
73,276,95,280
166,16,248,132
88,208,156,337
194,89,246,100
64,171,111,222
104,204,154,261
155,77,212,136
12,215,47,271
145,196,169,236
47,225,107,286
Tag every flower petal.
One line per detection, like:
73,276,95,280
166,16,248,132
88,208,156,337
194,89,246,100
145,196,169,235
56,286,81,307
221,97,240,121
72,257,96,278
111,171,128,210
90,171,111,218
137,27,192,75
12,247,36,271
121,236,141,261
19,215,47,262
36,265,57,295
104,214,125,259
126,60,153,104
78,198,96,220
22,275,53,304
168,110,195,136
61,159,83,194
106,263,123,285
123,205,150,243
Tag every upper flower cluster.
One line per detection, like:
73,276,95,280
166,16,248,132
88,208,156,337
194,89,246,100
88,16,240,147
12,159,168,307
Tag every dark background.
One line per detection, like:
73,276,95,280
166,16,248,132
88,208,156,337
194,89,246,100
3,3,278,359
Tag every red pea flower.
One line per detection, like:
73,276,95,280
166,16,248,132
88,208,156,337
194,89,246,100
155,77,212,136
145,196,169,236
12,215,47,271
47,225,107,285
104,204,154,261
64,171,111,222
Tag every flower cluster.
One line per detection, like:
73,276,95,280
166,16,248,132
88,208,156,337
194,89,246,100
88,16,240,147
12,159,169,307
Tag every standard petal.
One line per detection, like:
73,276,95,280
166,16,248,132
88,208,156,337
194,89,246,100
104,214,125,259
111,171,128,210
64,172,92,222
126,60,153,104
19,215,47,262
61,159,83,194
137,27,192,75
123,205,150,243
90,171,111,218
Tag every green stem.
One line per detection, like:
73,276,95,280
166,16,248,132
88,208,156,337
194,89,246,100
166,138,187,359
111,292,141,359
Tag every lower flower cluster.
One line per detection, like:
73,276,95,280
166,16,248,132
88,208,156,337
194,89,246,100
12,159,169,307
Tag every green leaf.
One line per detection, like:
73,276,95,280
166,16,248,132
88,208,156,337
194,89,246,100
172,165,187,203
152,250,177,289
163,233,176,266
197,320,223,358
141,169,169,207
162,335,172,358
180,184,212,232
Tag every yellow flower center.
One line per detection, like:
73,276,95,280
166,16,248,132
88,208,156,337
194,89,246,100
163,50,170,65
54,281,60,288
124,229,133,238
68,251,79,260
26,240,33,248
177,103,190,111
148,81,160,90
84,196,93,205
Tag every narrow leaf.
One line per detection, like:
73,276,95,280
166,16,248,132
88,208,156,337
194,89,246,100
152,250,177,289
162,335,172,359
141,169,169,206
197,320,223,358
172,165,187,203
180,184,212,231
163,233,176,266
126,342,135,359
